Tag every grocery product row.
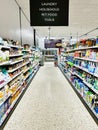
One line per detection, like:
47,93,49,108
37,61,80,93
66,38,98,52
0,39,41,126
59,38,98,124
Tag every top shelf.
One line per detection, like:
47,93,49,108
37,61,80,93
0,45,10,49
9,54,23,58
8,45,23,49
0,45,23,50
22,50,30,52
66,46,98,53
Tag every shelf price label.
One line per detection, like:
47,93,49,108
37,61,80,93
30,0,69,26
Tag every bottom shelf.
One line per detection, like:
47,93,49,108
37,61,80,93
0,67,39,127
58,65,98,125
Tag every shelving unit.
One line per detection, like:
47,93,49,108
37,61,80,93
73,64,98,78
43,48,58,62
59,41,98,124
0,42,40,126
59,64,98,124
21,44,40,92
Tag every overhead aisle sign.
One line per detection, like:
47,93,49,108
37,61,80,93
30,0,69,26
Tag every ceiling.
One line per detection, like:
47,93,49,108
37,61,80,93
16,0,98,40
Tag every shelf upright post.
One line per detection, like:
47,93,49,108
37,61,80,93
48,26,51,40
19,7,22,46
33,29,36,47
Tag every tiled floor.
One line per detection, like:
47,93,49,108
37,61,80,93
3,62,98,130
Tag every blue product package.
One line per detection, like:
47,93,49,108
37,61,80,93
80,82,84,89
0,104,4,120
96,37,98,45
94,107,98,114
88,63,95,73
95,67,98,74
4,98,10,113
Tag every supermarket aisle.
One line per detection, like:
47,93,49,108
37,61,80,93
3,62,98,130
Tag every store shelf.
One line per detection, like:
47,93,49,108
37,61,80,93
32,63,39,68
11,87,21,97
29,70,38,81
8,61,30,73
23,61,30,66
23,68,39,88
23,56,30,58
24,74,30,81
24,72,33,81
69,70,74,75
74,73,98,95
22,50,30,52
10,59,23,65
23,68,30,74
83,97,98,118
1,46,41,128
74,64,98,78
0,64,39,127
0,45,41,128
58,66,98,124
0,45,10,49
0,95,11,107
46,59,54,61
0,78,11,89
9,45,23,49
8,66,23,73
0,90,24,126
9,54,23,58
83,81,98,95
75,86,98,118
60,62,65,67
60,38,98,125
74,73,83,80
0,61,11,66
66,46,98,53
11,71,23,80
23,65,39,81
0,71,23,90
74,57,98,63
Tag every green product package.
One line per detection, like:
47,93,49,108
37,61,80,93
67,61,74,66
